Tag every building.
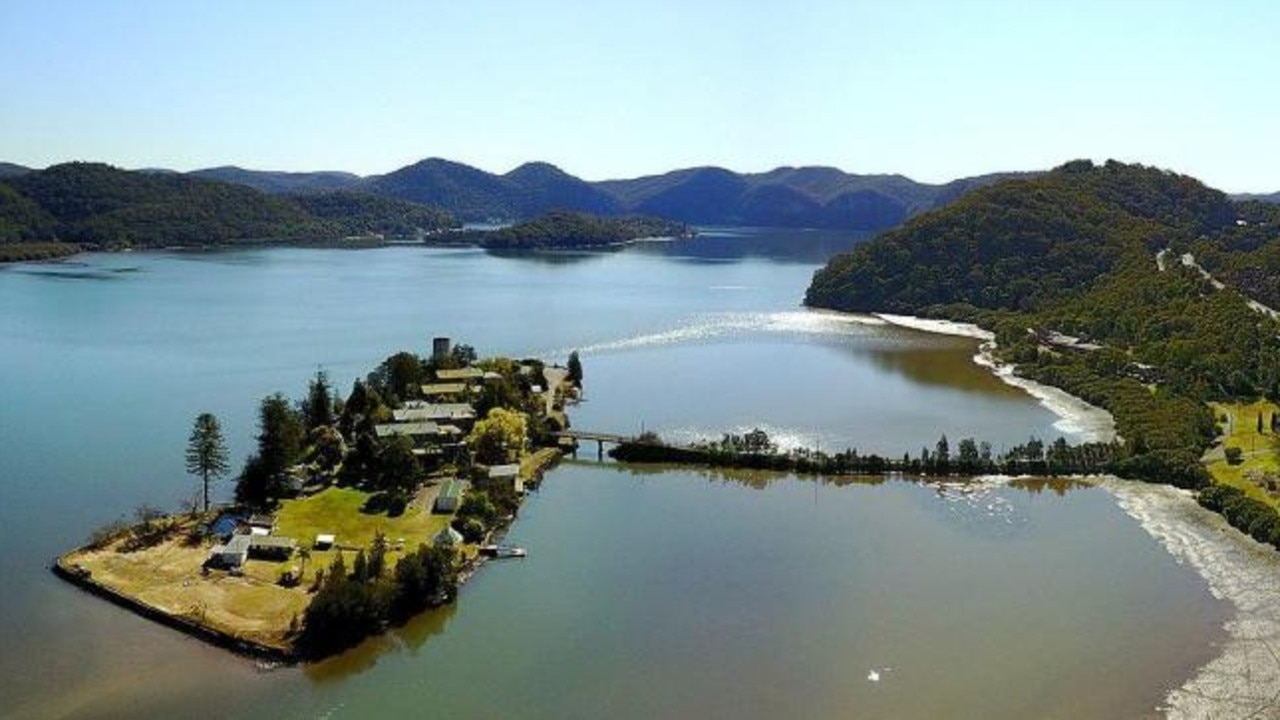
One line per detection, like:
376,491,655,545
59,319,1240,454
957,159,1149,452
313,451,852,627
435,367,485,383
376,421,443,441
488,463,523,494
433,479,464,513
392,404,476,424
207,534,251,569
433,524,464,549
432,337,452,361
420,382,469,399
248,535,297,560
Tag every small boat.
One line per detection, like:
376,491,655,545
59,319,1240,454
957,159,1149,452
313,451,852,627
479,544,527,559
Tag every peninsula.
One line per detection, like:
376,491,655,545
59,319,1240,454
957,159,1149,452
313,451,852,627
55,340,584,660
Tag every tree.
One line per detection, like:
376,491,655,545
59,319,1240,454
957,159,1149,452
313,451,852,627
236,393,306,508
467,407,528,465
377,435,420,494
302,369,336,431
451,344,477,366
185,413,229,513
1260,413,1266,434
567,350,583,386
368,351,425,402
957,438,979,470
935,435,950,468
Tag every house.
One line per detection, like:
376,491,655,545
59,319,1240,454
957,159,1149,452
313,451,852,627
248,514,275,532
433,479,464,513
393,403,476,424
436,367,485,383
207,534,251,569
421,382,469,399
375,421,443,442
488,463,523,494
248,535,297,561
433,524,464,549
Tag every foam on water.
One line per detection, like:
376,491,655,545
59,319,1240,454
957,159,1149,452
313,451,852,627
874,313,1117,443
562,309,887,356
971,346,1118,443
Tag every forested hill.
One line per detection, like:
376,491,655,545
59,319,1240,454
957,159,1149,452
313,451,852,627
470,211,691,249
366,160,1029,230
0,163,457,248
806,160,1235,314
4,157,1029,232
806,160,1280,490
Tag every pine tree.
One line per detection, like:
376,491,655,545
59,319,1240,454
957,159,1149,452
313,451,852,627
185,413,230,513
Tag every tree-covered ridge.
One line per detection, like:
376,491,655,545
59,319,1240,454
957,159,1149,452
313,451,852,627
0,163,456,249
804,159,1280,494
0,183,57,242
474,211,692,249
288,191,459,237
1190,200,1280,309
806,161,1235,314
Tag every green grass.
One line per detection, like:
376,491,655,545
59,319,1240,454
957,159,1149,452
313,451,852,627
273,486,451,582
1206,400,1280,509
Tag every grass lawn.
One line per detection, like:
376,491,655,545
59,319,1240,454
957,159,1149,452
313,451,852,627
1205,400,1280,509
65,485,459,650
274,485,453,585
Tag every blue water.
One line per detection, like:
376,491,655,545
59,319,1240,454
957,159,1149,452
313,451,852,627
0,233,1226,719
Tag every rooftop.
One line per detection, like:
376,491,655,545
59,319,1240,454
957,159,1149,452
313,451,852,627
248,535,297,549
435,367,484,381
375,421,442,438
439,479,464,501
393,404,475,423
421,382,468,396
488,464,520,478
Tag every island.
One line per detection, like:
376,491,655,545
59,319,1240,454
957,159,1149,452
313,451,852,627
442,210,694,250
54,339,585,660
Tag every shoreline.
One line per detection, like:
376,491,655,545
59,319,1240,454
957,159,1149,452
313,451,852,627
51,447,566,665
1106,478,1280,718
874,310,1279,718
873,313,1118,443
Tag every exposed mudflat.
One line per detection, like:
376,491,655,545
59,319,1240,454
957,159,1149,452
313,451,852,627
1105,478,1280,719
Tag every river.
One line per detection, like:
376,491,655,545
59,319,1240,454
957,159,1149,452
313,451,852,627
0,228,1230,718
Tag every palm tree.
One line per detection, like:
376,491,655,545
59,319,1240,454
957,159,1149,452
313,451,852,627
298,547,312,582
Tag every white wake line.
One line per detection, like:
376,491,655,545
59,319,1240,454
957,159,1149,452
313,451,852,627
874,313,1117,443
554,309,888,357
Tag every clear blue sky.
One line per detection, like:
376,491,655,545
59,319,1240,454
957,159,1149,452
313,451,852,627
1,0,1276,191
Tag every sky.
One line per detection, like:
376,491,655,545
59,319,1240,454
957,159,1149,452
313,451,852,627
1,0,1276,191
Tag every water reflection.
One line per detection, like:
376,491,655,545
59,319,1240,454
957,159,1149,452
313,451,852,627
304,601,460,683
630,227,872,264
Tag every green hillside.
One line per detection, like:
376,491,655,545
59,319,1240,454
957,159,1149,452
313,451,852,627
0,163,455,250
806,160,1280,493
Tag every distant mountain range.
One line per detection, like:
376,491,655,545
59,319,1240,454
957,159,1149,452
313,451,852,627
1234,192,1280,204
0,158,1047,231
193,159,1035,231
6,157,1277,234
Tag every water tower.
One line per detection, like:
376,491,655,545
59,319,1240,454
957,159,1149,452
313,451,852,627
432,336,452,361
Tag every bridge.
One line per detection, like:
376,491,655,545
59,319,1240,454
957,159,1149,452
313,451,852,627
554,430,631,459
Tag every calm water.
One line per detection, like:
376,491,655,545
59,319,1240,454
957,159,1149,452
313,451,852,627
0,231,1227,719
